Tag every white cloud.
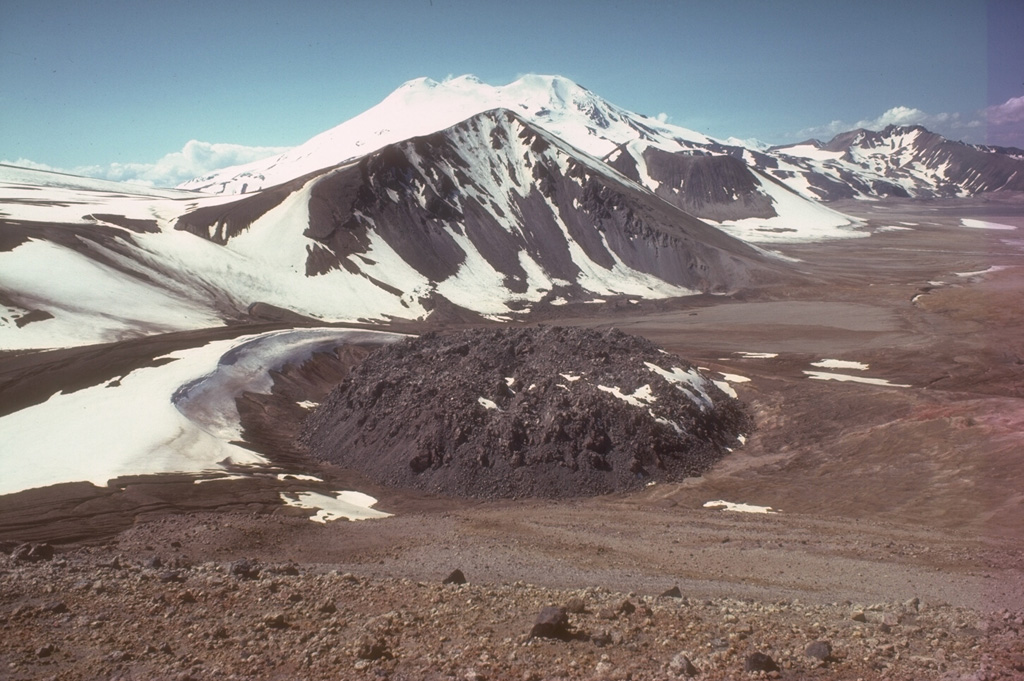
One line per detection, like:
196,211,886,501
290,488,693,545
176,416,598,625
3,140,291,188
986,95,1024,125
655,112,670,124
985,96,1024,148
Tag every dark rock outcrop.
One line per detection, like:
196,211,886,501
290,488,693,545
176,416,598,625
302,327,751,499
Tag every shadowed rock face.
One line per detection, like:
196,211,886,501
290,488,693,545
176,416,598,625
608,147,777,221
301,327,751,499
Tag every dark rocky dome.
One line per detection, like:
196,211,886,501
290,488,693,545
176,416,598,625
301,327,751,498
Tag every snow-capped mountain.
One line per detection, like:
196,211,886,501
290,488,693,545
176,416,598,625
766,125,1024,200
179,75,716,196
4,74,1021,351
179,74,864,242
0,105,789,350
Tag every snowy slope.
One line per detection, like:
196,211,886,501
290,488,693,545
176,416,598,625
179,75,715,195
0,328,404,495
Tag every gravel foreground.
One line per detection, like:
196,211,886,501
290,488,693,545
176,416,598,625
2,540,1022,681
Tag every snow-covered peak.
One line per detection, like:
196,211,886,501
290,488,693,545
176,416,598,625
179,74,714,195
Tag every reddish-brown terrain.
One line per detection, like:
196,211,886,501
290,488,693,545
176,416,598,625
2,197,1023,680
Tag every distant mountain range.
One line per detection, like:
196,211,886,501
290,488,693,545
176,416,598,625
1,75,1021,349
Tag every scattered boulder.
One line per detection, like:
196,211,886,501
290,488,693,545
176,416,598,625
443,569,467,585
806,640,833,661
158,570,186,584
660,585,683,599
317,600,338,614
617,599,636,615
669,652,700,677
230,559,260,580
744,651,779,673
355,636,390,660
262,613,288,629
529,606,573,640
565,596,586,614
13,543,54,563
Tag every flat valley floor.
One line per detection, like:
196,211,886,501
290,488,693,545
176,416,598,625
1,197,1023,680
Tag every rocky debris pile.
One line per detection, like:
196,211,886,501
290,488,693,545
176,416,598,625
302,327,750,498
1,545,1021,681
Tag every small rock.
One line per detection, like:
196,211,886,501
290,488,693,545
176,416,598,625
36,644,55,658
805,640,833,661
269,563,300,576
230,559,260,580
158,570,186,584
565,596,586,614
443,569,467,585
617,599,636,615
263,613,288,629
529,606,572,640
44,601,68,615
13,543,54,563
851,611,867,622
317,600,338,614
144,556,163,569
178,591,197,604
660,585,682,598
591,631,613,647
744,652,779,673
354,636,389,660
668,652,699,676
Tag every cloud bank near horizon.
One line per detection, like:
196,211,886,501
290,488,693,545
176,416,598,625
3,140,290,188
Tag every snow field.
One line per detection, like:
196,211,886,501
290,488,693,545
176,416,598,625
0,328,406,497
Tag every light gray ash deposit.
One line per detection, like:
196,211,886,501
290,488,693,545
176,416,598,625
301,327,751,498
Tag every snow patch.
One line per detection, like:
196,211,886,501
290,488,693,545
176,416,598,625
961,218,1016,231
703,500,779,514
803,371,910,387
598,384,656,407
811,359,869,371
280,490,391,523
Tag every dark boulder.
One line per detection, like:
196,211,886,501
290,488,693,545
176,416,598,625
744,651,779,673
442,569,467,585
529,606,573,640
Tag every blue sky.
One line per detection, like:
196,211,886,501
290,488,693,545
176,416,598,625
2,0,1021,186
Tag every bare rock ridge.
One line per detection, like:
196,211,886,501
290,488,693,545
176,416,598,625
301,327,751,498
